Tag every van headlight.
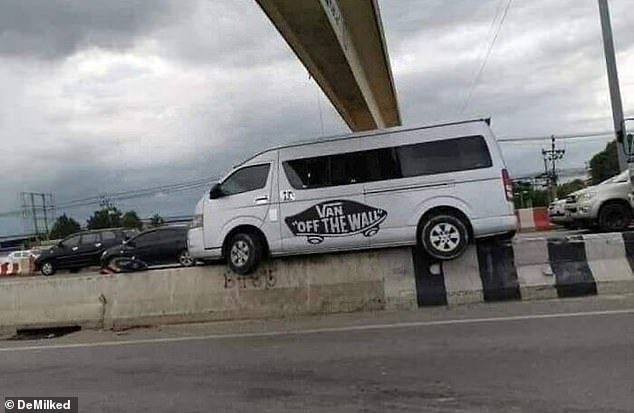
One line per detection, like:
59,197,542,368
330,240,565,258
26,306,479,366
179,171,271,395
191,214,204,228
579,192,597,202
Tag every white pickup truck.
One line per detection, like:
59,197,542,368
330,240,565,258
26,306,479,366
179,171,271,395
565,171,632,232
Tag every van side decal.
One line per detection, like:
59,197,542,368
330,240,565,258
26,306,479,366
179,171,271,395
285,200,387,244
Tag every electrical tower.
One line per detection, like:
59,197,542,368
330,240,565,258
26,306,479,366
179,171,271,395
20,192,55,238
541,135,565,202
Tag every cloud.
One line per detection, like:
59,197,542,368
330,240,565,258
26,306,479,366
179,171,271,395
1,0,634,234
0,0,187,60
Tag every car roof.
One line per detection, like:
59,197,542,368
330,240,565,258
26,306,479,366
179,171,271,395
239,118,491,166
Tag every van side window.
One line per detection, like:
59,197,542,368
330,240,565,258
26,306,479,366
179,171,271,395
282,136,491,189
284,157,330,189
397,136,491,178
365,148,401,182
221,164,271,196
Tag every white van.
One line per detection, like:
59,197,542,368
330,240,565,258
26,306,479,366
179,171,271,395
188,119,517,274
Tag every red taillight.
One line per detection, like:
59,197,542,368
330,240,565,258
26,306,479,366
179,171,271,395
502,169,513,201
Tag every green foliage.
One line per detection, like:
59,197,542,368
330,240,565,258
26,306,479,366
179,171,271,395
49,214,81,239
513,179,586,209
149,213,165,228
122,210,143,230
556,179,586,199
86,207,122,230
589,140,619,185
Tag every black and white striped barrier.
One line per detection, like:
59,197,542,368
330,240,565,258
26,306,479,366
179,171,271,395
406,232,634,308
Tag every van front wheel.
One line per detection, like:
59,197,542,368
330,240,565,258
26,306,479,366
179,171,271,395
420,214,469,260
227,232,262,275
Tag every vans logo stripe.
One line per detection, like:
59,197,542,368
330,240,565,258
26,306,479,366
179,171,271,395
285,200,387,244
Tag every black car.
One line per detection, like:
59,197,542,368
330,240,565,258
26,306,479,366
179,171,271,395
100,226,194,269
35,228,136,276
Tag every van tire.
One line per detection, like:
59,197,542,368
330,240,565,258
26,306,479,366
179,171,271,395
598,202,632,232
227,232,262,275
420,214,469,260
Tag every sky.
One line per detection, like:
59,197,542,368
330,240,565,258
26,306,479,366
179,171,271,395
1,0,633,235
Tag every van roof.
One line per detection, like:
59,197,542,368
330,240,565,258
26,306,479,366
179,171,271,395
241,118,490,166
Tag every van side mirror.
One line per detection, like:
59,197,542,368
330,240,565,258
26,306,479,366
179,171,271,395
209,183,223,200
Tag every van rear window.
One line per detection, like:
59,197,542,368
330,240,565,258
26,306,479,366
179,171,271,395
283,135,492,189
397,136,492,178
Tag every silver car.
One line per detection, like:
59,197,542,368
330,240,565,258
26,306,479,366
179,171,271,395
548,199,575,228
188,119,517,274
566,171,632,231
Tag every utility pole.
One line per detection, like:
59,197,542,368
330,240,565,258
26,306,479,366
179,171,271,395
29,193,39,235
541,135,565,202
598,0,627,172
41,193,49,235
20,192,54,238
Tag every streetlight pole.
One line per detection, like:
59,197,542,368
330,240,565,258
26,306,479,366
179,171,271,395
598,0,627,172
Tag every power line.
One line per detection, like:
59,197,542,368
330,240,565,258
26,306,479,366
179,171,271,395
497,131,614,143
458,0,513,115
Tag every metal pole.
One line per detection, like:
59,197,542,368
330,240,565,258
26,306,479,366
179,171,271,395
551,135,557,201
41,193,49,236
30,193,39,236
598,0,627,171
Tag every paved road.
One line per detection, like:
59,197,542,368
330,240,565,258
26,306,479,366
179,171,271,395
1,296,633,412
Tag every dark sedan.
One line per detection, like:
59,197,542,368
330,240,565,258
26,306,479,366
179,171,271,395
35,228,135,276
101,226,194,268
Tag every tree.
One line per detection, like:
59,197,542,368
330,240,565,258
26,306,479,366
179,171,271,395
49,214,81,239
556,179,586,199
149,213,165,228
87,206,122,230
122,210,143,230
589,140,619,185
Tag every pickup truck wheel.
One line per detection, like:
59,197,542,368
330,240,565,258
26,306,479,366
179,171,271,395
598,203,632,232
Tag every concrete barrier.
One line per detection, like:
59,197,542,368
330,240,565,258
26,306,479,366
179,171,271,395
0,249,417,334
0,258,32,277
2,232,634,335
515,207,552,232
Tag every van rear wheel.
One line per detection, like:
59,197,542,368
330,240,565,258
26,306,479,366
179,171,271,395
227,232,263,275
420,214,469,260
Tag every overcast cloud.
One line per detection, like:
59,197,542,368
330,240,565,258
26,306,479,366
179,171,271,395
1,0,633,235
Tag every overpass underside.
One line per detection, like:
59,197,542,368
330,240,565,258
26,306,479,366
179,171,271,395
256,0,401,131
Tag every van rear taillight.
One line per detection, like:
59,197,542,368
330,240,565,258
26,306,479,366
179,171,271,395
502,169,513,201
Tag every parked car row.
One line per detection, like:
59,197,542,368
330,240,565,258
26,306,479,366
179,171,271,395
548,170,633,232
34,226,193,276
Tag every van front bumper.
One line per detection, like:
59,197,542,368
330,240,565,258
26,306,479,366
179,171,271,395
187,227,221,260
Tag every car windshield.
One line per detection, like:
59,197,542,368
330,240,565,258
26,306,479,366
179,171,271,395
600,170,629,185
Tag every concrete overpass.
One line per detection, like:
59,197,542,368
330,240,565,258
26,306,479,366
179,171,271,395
255,0,401,131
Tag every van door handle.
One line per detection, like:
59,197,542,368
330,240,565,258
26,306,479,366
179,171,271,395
254,195,269,204
95,243,102,248
72,247,78,251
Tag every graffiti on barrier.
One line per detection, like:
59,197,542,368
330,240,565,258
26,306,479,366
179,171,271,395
224,272,277,290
